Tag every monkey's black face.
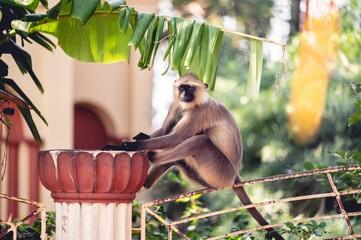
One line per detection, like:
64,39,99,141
178,84,195,103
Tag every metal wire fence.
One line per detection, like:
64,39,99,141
140,165,361,240
0,193,47,240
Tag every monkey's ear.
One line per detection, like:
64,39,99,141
204,83,208,89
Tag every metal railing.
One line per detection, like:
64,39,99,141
0,193,46,240
140,165,361,240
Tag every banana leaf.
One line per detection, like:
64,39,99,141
2,0,40,11
118,6,134,33
104,0,125,12
183,23,204,68
3,78,47,125
128,13,155,50
71,0,99,25
139,16,158,69
150,15,165,68
171,17,194,70
203,27,223,90
247,39,263,98
18,106,42,144
27,15,132,63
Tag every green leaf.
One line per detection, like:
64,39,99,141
183,22,204,68
3,78,48,125
139,16,158,69
247,39,263,98
29,32,56,52
47,1,62,19
29,16,132,63
0,88,30,109
11,20,33,39
303,161,314,170
40,0,48,8
162,19,175,62
128,13,155,50
2,0,40,11
70,0,99,25
203,27,223,90
7,39,44,93
24,13,48,22
18,107,42,144
171,17,195,70
149,15,165,68
118,6,134,33
162,20,176,75
179,24,222,90
348,111,361,126
285,222,295,229
103,0,125,12
319,222,326,229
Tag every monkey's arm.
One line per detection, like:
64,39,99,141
150,102,183,138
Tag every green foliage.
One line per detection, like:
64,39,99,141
12,1,230,89
144,1,361,238
0,1,52,143
0,211,56,240
281,221,327,239
247,39,263,98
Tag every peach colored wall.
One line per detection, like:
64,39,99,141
1,0,159,218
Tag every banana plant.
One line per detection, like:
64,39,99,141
1,0,53,143
1,0,268,143
10,0,225,89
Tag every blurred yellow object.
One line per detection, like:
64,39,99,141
288,3,339,144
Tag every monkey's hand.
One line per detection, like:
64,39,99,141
121,141,139,151
147,151,156,162
133,132,150,141
102,141,139,151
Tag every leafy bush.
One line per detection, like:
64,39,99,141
0,211,55,240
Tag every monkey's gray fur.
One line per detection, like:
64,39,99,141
126,74,284,239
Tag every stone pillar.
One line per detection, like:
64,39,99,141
38,150,148,240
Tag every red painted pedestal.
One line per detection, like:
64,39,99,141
38,150,148,240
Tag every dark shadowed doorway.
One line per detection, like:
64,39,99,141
73,104,108,149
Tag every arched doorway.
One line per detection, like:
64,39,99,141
73,104,108,149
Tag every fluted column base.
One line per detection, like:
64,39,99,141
55,202,132,240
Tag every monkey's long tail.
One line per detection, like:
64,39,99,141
233,177,284,240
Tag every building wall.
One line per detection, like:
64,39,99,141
1,0,159,218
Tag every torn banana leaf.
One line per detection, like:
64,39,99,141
2,0,40,11
171,18,195,71
118,6,134,33
71,0,99,25
139,16,158,69
162,20,176,75
128,13,155,50
247,39,263,98
179,25,222,90
104,0,126,12
18,106,42,144
150,16,165,68
183,22,204,68
203,27,223,90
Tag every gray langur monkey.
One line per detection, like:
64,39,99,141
103,74,284,240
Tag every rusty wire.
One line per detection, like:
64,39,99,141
140,165,361,240
0,193,47,240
